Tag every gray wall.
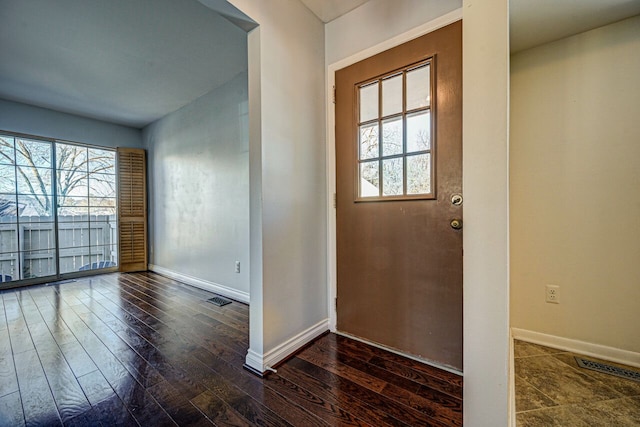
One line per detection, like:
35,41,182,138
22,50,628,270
0,99,142,148
143,71,249,296
227,0,327,369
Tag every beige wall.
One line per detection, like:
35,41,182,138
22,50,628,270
510,15,640,353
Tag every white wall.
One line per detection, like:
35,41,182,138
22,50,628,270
0,99,142,148
225,0,328,368
510,16,640,353
143,72,250,300
463,0,511,425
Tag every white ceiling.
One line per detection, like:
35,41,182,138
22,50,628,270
0,0,249,128
299,0,640,52
299,0,371,22
510,0,640,53
1,0,638,130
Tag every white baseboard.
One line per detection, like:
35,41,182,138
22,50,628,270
511,328,640,369
148,264,250,304
245,319,329,374
244,349,265,374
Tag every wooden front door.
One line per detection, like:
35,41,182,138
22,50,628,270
335,21,463,370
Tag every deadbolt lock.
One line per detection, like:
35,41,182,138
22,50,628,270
451,194,463,206
450,218,463,230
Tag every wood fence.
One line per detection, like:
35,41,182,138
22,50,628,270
0,215,117,281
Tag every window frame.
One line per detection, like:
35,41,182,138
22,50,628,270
354,57,437,202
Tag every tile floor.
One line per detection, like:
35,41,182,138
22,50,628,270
514,340,640,426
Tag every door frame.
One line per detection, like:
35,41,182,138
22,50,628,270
325,3,512,426
325,8,463,361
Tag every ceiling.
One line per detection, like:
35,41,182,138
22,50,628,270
1,0,638,130
299,0,371,23
510,0,640,53
0,0,249,128
300,0,640,53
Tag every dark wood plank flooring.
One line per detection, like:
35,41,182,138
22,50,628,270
0,272,462,426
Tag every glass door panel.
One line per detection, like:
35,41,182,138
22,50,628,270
56,143,118,274
0,135,57,282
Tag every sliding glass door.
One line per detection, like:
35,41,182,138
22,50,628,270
56,143,117,274
0,134,118,286
0,136,56,282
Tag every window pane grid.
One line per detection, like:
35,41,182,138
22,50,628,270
0,136,15,166
0,133,118,284
356,59,434,199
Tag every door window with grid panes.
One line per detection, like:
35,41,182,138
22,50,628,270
357,60,434,200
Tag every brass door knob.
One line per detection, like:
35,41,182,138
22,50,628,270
450,219,463,230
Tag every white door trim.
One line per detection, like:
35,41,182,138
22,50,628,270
325,8,463,332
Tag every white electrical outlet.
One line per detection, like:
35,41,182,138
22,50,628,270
545,285,559,304
235,261,241,273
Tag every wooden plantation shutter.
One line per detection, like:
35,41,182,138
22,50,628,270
117,148,147,272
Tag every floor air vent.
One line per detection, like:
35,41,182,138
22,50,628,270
207,295,232,307
575,357,640,382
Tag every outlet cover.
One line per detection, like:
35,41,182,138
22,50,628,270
546,285,559,304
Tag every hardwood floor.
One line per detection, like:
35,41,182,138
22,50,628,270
0,272,463,426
